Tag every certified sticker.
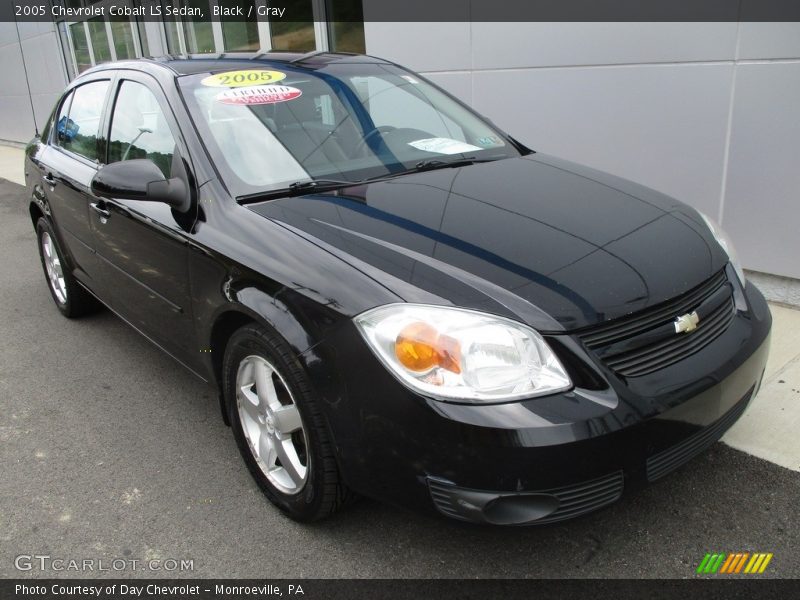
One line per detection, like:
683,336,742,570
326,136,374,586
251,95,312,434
201,70,287,88
215,85,302,106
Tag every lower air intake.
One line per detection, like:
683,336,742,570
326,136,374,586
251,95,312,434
428,470,624,525
646,387,753,482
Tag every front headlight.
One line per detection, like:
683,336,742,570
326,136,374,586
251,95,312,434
700,212,745,285
354,304,571,403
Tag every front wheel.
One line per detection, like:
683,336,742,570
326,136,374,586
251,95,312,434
223,323,353,521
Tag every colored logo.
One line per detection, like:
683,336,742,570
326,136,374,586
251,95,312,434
697,552,773,574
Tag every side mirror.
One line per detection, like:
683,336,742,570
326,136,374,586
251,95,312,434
91,158,190,213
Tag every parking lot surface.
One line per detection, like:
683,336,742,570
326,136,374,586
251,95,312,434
1,178,799,579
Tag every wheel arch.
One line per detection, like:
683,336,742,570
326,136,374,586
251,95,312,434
29,200,45,229
206,288,324,426
209,308,256,425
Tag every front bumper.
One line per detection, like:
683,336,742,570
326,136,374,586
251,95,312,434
315,280,771,525
427,380,756,525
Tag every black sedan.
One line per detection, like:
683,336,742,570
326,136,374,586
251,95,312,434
25,52,771,525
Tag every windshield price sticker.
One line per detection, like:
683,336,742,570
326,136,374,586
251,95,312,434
215,85,303,106
202,70,287,88
408,138,482,155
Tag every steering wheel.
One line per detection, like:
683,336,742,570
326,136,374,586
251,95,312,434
351,125,397,157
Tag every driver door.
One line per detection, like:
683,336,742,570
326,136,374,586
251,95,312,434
90,71,201,373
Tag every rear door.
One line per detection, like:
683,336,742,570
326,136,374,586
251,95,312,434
90,71,201,371
37,78,112,297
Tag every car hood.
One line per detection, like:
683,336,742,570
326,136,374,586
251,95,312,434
248,153,728,331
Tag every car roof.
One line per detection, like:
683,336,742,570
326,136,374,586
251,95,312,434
81,51,393,78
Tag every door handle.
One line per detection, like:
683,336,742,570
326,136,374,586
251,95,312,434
43,173,57,186
90,202,110,220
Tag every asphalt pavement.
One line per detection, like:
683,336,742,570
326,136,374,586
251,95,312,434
1,178,799,579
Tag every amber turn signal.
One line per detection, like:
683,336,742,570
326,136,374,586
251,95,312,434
395,322,461,374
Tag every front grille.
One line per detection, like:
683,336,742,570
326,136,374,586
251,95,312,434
428,471,624,524
646,387,753,481
578,270,735,377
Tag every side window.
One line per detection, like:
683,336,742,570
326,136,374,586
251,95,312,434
108,81,177,178
54,91,73,146
40,98,60,144
58,81,110,161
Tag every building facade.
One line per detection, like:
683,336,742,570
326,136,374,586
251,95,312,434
0,0,364,143
0,4,798,296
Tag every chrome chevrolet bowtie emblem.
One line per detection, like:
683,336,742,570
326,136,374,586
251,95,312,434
674,311,701,333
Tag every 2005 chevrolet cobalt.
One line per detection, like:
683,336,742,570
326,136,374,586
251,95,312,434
25,53,770,524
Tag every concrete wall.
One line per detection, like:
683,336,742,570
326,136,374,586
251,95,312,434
364,22,800,281
0,21,68,146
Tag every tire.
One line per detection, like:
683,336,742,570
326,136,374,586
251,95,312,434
223,323,353,521
36,217,101,318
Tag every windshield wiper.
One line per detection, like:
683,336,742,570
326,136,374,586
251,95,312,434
414,156,479,171
409,154,507,175
287,179,357,195
237,178,359,204
358,157,490,185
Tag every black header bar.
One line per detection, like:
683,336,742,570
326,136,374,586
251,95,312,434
3,0,800,23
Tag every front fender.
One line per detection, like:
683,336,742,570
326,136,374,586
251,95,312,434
196,276,332,378
187,191,403,424
188,242,390,428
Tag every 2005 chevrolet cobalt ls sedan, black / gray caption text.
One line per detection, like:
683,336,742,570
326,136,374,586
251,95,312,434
25,52,771,525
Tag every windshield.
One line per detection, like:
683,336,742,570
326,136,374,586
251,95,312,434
178,61,521,197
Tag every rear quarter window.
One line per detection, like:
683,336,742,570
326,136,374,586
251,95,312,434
57,80,110,162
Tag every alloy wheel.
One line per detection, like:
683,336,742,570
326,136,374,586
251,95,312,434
235,355,309,494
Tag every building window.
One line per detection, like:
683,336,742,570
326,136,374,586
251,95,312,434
56,23,74,80
87,18,113,63
111,21,137,60
326,0,366,54
164,19,183,54
68,23,92,73
221,0,260,51
135,19,151,56
181,0,215,53
270,0,315,52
